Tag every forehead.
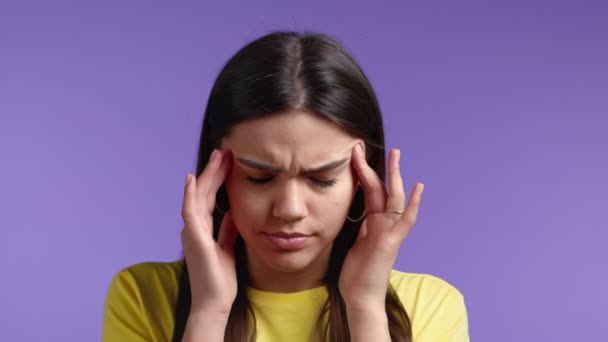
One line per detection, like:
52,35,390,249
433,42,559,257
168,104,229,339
222,111,358,164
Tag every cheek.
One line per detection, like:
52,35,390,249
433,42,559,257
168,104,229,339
336,168,358,207
314,179,356,225
225,170,267,232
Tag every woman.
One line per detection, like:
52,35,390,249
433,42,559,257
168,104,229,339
102,31,469,342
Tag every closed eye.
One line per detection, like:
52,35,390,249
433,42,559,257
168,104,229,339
246,176,337,188
246,176,273,184
311,179,338,188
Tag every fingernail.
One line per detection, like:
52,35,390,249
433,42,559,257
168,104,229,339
210,149,218,161
355,144,363,155
185,173,191,185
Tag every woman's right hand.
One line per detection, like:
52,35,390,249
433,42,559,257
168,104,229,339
181,149,237,316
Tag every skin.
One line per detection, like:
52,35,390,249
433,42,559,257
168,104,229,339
180,110,424,341
221,111,361,292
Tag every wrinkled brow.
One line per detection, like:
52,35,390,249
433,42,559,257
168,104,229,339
236,157,349,174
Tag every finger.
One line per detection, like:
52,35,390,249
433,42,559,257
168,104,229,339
397,183,424,234
217,211,238,256
181,173,202,228
195,149,223,201
207,149,233,197
385,149,405,213
351,144,386,214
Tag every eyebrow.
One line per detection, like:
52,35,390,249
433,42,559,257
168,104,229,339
236,156,350,174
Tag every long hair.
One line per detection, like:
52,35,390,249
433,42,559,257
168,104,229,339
172,31,412,342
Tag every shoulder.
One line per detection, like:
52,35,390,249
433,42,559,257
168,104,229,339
106,259,184,307
113,259,184,285
102,260,184,341
389,270,469,341
389,269,464,302
107,259,183,302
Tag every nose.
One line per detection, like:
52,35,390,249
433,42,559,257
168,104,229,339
272,180,308,222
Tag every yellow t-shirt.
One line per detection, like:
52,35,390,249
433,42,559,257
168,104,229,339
102,260,469,341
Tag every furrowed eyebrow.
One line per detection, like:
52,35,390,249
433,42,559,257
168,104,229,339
236,157,349,174
303,157,349,173
236,158,279,172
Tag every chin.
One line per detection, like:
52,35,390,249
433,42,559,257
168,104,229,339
264,255,317,273
242,231,333,273
247,241,326,273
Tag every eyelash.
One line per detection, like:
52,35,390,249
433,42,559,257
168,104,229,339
246,176,338,188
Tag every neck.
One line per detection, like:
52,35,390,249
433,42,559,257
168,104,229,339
245,247,331,293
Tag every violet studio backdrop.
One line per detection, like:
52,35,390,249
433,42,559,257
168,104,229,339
1,0,607,341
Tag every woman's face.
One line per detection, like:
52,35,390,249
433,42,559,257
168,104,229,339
222,110,363,284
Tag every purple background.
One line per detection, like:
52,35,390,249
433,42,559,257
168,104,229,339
1,0,607,341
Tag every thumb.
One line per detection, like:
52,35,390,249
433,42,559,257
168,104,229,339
356,220,368,242
217,211,238,256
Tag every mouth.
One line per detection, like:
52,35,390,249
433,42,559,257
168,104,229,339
266,231,309,238
262,232,312,250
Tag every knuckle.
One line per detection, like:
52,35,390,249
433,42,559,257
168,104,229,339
403,213,417,225
181,207,193,221
379,234,400,251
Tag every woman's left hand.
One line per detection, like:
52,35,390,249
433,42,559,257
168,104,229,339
339,144,424,311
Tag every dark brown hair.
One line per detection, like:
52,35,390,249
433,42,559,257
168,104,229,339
172,31,412,342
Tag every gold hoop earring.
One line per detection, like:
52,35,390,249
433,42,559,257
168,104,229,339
346,209,366,222
346,185,366,222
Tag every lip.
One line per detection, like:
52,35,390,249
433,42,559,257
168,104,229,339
263,232,311,250
267,231,308,238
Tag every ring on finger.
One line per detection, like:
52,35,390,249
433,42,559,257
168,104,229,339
385,208,404,215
